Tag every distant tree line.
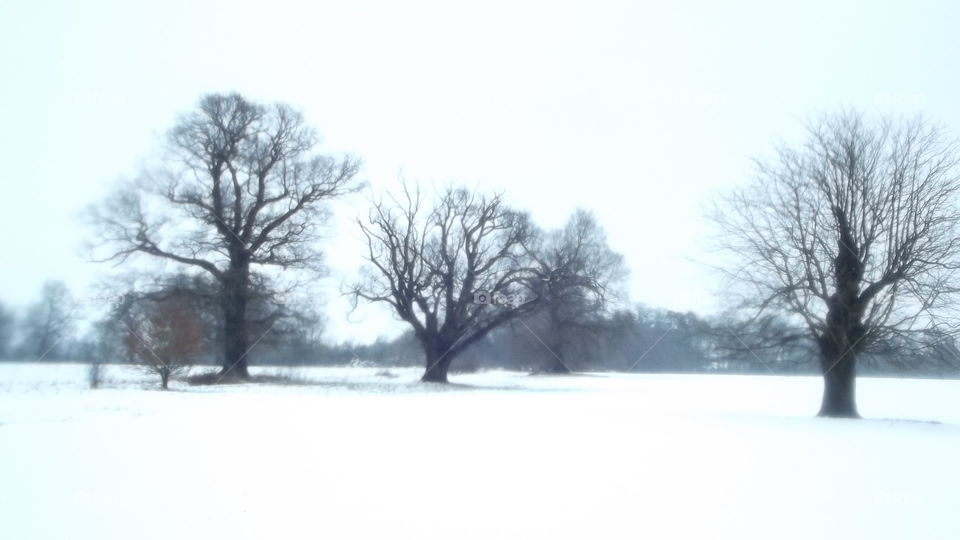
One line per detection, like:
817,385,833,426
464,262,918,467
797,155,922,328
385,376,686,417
341,305,960,378
3,281,956,381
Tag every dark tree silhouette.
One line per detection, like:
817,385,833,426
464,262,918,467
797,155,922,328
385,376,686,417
349,185,543,382
91,93,360,380
525,209,627,373
716,111,960,418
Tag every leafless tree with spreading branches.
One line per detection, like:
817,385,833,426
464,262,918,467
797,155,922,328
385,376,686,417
716,111,960,417
90,93,360,379
124,295,204,389
20,281,76,360
348,185,543,382
524,209,627,373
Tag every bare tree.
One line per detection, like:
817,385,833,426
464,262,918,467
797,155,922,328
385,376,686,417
716,111,960,417
19,281,76,360
125,296,204,389
90,93,360,380
94,273,221,367
349,185,542,382
524,209,627,373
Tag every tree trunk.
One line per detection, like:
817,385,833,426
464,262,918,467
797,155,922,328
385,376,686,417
817,212,864,419
161,368,170,390
540,348,571,374
544,358,571,374
219,261,251,380
817,345,860,418
540,307,571,374
88,362,101,389
421,342,455,383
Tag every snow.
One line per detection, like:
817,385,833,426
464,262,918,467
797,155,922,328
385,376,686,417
1,363,959,539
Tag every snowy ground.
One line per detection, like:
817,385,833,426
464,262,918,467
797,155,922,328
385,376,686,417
1,363,959,539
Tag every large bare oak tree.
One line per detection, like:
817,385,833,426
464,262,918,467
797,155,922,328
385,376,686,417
349,186,543,382
91,93,360,379
717,111,960,417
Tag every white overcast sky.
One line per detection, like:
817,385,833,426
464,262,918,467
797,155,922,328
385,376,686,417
2,0,959,343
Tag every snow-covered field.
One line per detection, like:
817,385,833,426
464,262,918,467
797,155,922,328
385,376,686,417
1,363,958,540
